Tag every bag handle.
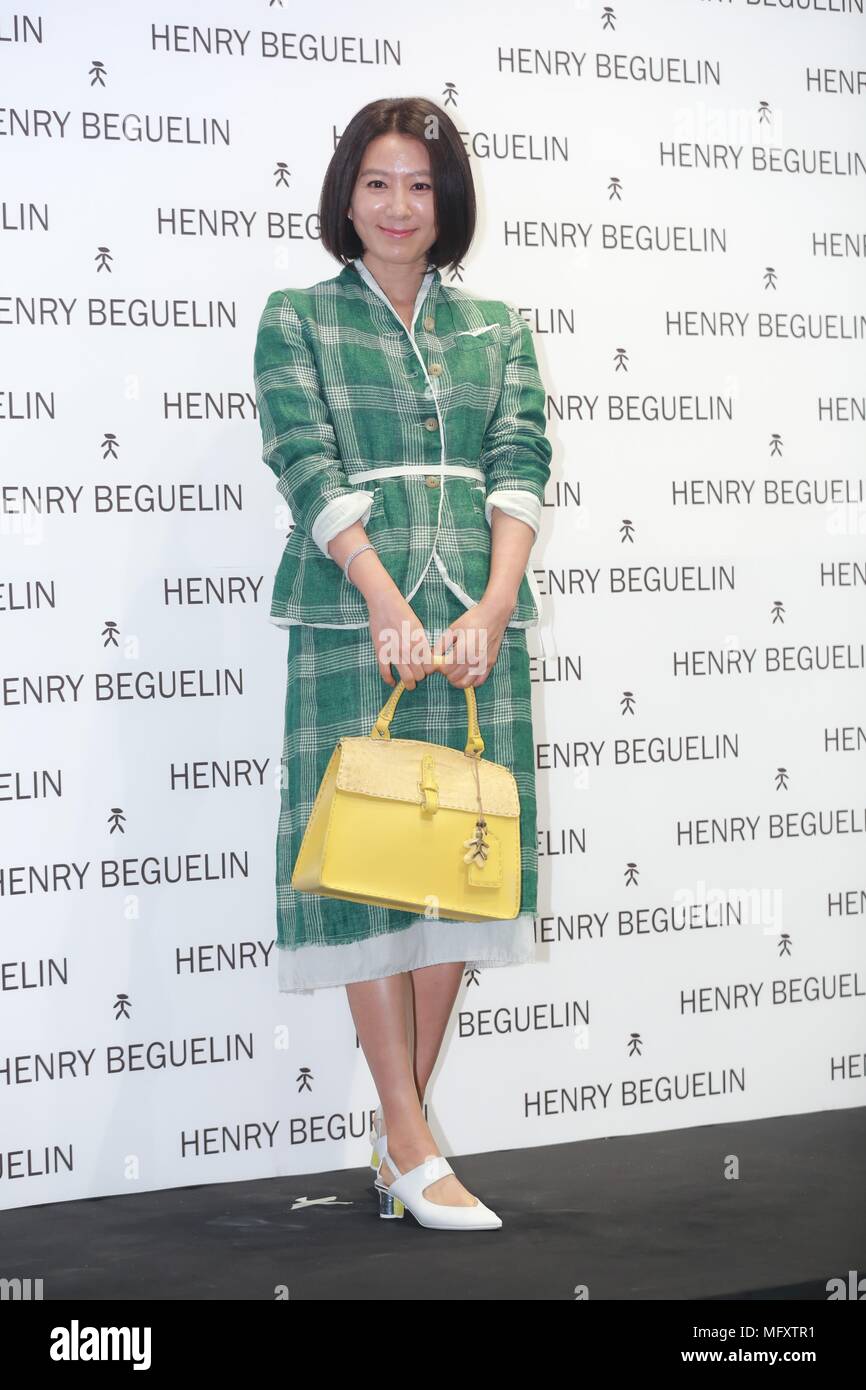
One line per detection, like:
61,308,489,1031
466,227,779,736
369,673,485,757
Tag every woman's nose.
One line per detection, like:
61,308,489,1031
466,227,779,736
386,186,410,215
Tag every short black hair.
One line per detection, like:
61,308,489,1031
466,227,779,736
319,96,476,273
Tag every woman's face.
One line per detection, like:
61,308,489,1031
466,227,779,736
347,131,437,271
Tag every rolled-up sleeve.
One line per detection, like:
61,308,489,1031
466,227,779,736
253,289,375,556
480,305,552,539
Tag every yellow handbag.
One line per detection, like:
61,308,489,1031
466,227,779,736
291,674,521,921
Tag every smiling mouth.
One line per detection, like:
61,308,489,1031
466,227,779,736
379,226,415,236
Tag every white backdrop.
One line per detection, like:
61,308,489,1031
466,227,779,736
2,0,865,1211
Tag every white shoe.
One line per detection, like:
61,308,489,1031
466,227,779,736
373,1135,503,1230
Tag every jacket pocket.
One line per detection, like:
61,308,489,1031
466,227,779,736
469,482,488,521
456,322,505,397
457,322,504,353
366,483,384,520
364,483,387,534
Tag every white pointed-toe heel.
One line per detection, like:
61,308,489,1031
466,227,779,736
373,1135,503,1231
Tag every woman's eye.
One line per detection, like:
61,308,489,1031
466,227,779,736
365,180,432,191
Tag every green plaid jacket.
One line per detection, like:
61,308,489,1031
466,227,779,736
253,258,552,629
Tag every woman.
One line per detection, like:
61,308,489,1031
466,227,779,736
253,97,552,1230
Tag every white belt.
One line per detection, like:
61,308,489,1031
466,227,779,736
349,464,485,483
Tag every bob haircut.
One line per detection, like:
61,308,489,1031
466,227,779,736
319,96,476,273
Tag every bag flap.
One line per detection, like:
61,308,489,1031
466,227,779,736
334,735,520,817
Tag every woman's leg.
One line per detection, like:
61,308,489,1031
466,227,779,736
408,961,465,1100
345,970,478,1206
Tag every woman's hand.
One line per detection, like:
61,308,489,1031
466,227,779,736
427,594,512,689
366,589,433,690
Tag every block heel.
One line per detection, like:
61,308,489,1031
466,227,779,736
375,1182,405,1219
373,1134,503,1231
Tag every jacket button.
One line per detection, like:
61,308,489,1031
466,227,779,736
425,475,440,488
423,417,439,431
423,316,435,331
428,363,443,376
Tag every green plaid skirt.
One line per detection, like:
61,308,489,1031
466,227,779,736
274,558,538,993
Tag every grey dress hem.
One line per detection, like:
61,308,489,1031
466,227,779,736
277,912,535,995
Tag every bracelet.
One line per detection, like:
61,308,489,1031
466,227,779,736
343,542,375,584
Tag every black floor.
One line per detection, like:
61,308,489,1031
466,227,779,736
2,1108,863,1300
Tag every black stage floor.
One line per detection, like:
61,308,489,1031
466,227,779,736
2,1107,863,1301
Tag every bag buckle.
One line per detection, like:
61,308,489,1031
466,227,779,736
418,753,439,814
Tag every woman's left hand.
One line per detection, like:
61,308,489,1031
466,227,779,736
425,594,513,688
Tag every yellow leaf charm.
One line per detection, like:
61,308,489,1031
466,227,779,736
462,817,490,866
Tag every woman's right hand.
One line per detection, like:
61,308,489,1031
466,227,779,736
366,590,432,690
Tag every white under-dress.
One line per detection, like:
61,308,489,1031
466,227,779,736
277,912,535,995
